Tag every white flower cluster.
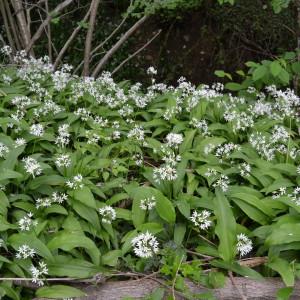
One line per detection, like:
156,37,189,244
190,210,212,229
66,174,84,189
212,175,230,192
236,233,253,256
98,205,116,224
22,157,42,177
140,196,156,210
18,212,38,231
35,192,68,209
30,261,48,286
55,124,70,147
239,163,251,177
55,153,72,168
16,244,36,259
166,133,183,148
29,123,44,137
131,231,159,258
0,143,9,158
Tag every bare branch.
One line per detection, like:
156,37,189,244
45,0,52,61
72,14,128,74
92,15,149,77
83,0,101,76
54,6,91,69
112,29,161,75
11,0,33,55
25,0,74,53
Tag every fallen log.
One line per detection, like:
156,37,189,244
34,277,300,300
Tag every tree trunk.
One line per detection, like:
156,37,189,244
34,277,300,300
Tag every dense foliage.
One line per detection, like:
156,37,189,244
0,48,300,299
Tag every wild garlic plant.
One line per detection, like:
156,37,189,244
0,47,300,298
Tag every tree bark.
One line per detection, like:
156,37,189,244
83,0,101,76
92,15,149,77
34,277,300,300
10,0,33,55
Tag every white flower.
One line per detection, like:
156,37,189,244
215,143,240,161
236,233,252,257
128,125,145,142
16,244,36,259
0,143,9,158
297,166,300,175
153,165,177,182
190,118,209,135
289,186,300,205
29,124,44,137
140,196,156,210
166,133,183,148
55,153,71,168
133,153,143,166
239,163,251,177
55,124,70,147
14,138,27,147
271,125,289,143
190,210,212,230
52,192,68,204
131,231,159,258
146,66,157,76
35,197,52,209
30,261,48,286
18,212,38,231
272,187,287,199
204,168,218,177
98,205,116,224
213,175,230,192
66,174,83,189
22,157,42,177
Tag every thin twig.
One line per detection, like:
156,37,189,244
112,29,161,75
54,6,91,69
25,0,73,53
92,15,149,77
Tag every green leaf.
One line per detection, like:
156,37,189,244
8,233,54,261
268,257,294,286
252,65,268,81
225,82,242,91
174,223,186,245
270,61,283,77
154,189,176,223
276,287,294,300
48,257,99,278
101,250,121,266
214,190,236,262
72,186,96,209
266,223,300,246
47,231,100,265
28,175,65,190
72,200,100,231
36,285,86,298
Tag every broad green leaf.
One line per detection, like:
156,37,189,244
214,190,236,262
268,257,294,286
8,233,54,261
276,287,294,300
36,285,86,298
72,186,96,209
47,231,100,265
101,250,121,266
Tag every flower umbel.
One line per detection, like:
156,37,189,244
236,233,253,257
190,210,212,230
98,205,116,224
131,231,159,258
